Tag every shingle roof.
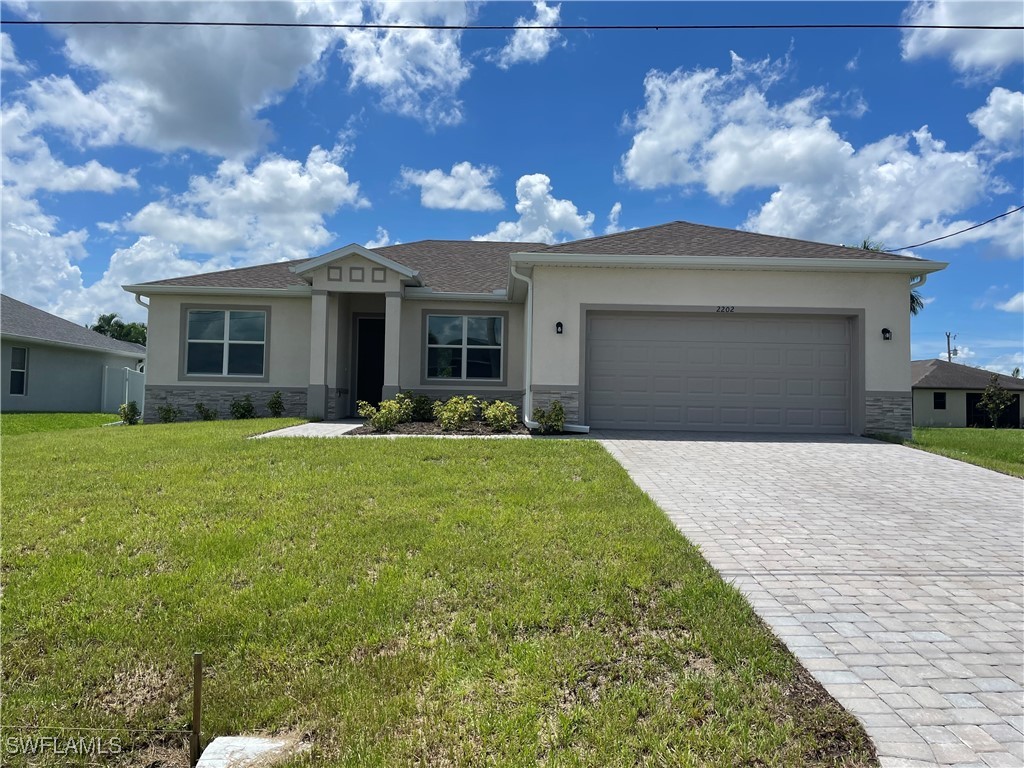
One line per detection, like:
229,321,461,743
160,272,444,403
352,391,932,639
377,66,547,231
129,220,929,294
1,294,147,356
911,359,1024,391
538,220,923,260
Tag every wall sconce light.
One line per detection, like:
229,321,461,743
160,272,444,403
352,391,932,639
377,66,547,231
555,322,564,335
881,328,893,341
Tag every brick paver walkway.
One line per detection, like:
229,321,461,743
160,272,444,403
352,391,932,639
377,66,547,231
599,432,1023,768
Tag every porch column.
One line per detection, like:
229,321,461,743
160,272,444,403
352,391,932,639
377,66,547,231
307,290,329,419
381,291,402,400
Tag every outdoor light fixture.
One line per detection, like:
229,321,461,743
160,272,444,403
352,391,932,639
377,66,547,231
555,322,564,335
881,328,893,341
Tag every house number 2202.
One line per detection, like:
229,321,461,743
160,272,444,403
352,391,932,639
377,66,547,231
716,306,735,313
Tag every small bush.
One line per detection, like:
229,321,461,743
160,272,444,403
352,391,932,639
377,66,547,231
408,393,434,422
194,402,218,421
532,400,565,434
433,395,479,431
229,394,257,420
118,400,141,426
155,403,182,423
482,400,518,432
266,391,285,418
357,397,408,433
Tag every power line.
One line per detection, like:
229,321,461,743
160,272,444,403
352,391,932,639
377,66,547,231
1,20,1022,31
893,205,1024,251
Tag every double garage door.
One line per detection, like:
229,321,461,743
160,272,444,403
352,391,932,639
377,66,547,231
586,312,852,433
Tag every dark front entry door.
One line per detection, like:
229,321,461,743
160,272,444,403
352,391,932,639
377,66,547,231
966,392,1021,428
355,317,386,406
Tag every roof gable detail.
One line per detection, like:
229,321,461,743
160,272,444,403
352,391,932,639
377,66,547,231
290,243,419,281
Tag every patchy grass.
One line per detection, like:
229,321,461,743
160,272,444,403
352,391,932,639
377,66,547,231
1,420,875,767
0,412,118,436
911,427,1024,478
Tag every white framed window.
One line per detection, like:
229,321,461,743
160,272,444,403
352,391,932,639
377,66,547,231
185,309,266,376
9,346,27,395
426,315,503,380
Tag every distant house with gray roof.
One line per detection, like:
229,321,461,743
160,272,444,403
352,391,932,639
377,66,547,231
911,358,1023,428
1,294,146,413
123,220,945,437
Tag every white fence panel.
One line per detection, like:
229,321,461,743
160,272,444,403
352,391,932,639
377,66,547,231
102,366,146,414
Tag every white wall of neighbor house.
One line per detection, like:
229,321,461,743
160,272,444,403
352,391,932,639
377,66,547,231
913,389,969,427
397,299,526,396
529,266,913,392
145,293,311,388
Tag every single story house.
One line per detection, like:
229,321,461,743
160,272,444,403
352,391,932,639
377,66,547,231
911,358,1023,428
123,220,946,437
1,294,147,413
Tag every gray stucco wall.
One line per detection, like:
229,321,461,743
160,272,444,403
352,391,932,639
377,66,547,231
0,340,143,413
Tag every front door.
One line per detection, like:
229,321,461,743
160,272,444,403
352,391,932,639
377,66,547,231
355,317,386,407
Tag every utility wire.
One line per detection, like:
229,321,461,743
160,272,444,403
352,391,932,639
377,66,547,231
893,205,1024,251
1,20,1022,31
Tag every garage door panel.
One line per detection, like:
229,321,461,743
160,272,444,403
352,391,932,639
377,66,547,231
586,312,852,433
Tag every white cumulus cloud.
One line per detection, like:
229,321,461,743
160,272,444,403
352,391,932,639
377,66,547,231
365,226,395,249
901,0,1024,76
473,174,594,244
1,31,28,75
997,292,1024,312
605,202,623,234
492,1,564,69
969,86,1024,148
400,161,504,211
619,52,1017,256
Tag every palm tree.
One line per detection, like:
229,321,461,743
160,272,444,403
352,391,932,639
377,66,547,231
860,239,925,315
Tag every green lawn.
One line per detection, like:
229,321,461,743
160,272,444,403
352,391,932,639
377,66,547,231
0,411,118,435
1,420,875,767
911,427,1024,478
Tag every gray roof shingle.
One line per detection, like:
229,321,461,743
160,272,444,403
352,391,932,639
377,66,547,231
538,220,923,260
911,359,1024,391
1,295,147,356
129,220,931,294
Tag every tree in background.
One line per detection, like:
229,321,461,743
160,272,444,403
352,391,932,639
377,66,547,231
979,374,1014,429
860,239,925,315
90,313,147,345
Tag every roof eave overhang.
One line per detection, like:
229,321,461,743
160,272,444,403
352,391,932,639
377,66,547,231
403,287,510,302
290,243,421,283
0,332,146,359
123,284,313,297
509,252,949,275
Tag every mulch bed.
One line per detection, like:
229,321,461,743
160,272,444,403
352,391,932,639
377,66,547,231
350,420,534,436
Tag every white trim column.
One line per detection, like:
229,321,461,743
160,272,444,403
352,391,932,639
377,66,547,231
307,290,329,418
382,291,402,399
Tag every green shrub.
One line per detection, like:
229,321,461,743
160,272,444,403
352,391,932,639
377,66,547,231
532,400,565,434
266,390,285,418
357,397,408,433
433,395,480,431
155,403,182,423
229,394,257,420
194,402,218,421
408,393,434,422
482,400,518,432
118,400,141,426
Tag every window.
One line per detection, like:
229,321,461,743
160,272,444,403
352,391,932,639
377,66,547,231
186,309,266,376
933,392,946,410
426,315,502,380
9,346,27,395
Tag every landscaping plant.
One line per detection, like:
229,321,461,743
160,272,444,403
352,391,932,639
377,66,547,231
433,395,479,431
194,402,218,421
979,375,1014,428
229,394,257,420
532,400,565,434
266,391,286,418
408,393,435,422
482,400,518,432
357,396,411,433
118,400,140,425
155,403,183,423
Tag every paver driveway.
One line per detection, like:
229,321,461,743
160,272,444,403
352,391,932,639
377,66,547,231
599,433,1023,768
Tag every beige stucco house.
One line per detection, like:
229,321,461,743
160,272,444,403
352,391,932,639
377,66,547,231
123,221,946,437
911,359,1023,428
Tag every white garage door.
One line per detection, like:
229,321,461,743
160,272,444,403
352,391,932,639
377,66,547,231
586,312,852,433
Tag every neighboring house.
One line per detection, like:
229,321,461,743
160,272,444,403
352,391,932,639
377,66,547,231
123,220,946,437
911,359,1023,428
1,294,147,413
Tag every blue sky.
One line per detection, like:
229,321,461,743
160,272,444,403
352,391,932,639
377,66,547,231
2,1,1022,372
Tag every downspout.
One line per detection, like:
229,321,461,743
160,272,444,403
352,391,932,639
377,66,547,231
910,274,928,289
134,293,150,309
509,264,590,434
510,264,540,429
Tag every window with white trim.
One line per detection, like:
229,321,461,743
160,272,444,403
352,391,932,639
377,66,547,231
426,315,503,380
186,309,266,376
9,346,27,395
